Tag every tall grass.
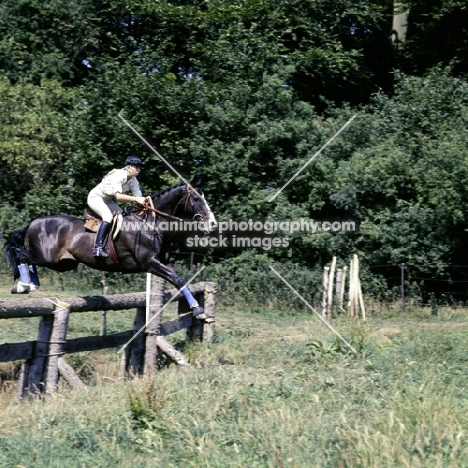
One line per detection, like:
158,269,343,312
1,306,468,467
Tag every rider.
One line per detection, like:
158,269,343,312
87,155,148,257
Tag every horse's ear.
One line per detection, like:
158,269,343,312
190,175,204,188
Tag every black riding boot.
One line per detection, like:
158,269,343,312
92,221,112,257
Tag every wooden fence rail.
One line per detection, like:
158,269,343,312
0,280,217,400
0,282,208,319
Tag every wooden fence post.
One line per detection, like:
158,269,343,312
348,256,355,317
155,336,190,367
186,293,204,343
340,266,348,312
322,266,330,317
327,256,336,318
121,307,146,378
348,254,365,319
45,301,71,398
100,278,108,336
336,269,343,311
203,282,217,342
144,275,165,374
21,314,54,397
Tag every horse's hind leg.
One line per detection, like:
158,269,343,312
15,264,40,294
177,284,213,321
28,265,40,290
147,260,213,321
11,262,40,294
180,287,204,316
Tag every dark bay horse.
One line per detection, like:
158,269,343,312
6,179,217,318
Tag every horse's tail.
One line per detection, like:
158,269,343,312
5,226,33,280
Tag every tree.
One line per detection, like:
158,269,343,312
395,0,468,75
0,78,83,218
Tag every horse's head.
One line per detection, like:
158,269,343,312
149,177,217,234
180,177,217,234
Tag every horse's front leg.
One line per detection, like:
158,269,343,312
146,259,208,319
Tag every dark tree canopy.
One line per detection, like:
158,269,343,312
1,0,468,299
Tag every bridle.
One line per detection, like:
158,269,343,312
137,185,208,223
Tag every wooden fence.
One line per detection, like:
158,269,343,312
0,280,217,400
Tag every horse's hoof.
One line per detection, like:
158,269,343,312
11,282,30,294
191,306,205,317
194,312,215,323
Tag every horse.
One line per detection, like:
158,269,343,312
5,178,217,319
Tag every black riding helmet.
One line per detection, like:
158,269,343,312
125,155,146,166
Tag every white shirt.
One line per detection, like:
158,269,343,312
89,168,142,201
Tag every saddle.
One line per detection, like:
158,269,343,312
83,207,123,240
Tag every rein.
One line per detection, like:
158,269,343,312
138,203,182,221
136,185,205,223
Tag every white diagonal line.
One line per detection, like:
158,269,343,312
268,114,356,202
118,265,206,353
269,265,357,354
118,112,193,188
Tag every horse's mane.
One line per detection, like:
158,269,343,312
150,181,186,200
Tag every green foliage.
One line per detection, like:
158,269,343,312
306,338,348,359
202,251,322,311
128,377,169,435
0,78,84,219
1,1,468,302
338,68,468,281
399,0,468,75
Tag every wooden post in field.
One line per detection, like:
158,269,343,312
58,357,86,390
338,266,348,313
100,278,108,336
45,301,72,398
401,263,405,313
349,255,360,318
348,257,355,317
144,275,165,374
341,266,348,308
336,268,343,303
121,306,146,377
155,336,190,367
348,255,365,320
353,255,360,317
322,266,330,317
203,282,217,342
327,256,336,318
183,290,204,342
18,314,54,398
358,277,366,321
179,282,216,343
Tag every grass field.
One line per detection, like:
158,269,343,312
1,289,468,467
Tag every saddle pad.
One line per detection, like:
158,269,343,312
84,213,123,238
84,218,99,233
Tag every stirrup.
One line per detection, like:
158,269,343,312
92,246,109,257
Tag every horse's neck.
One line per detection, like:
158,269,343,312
152,187,184,214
